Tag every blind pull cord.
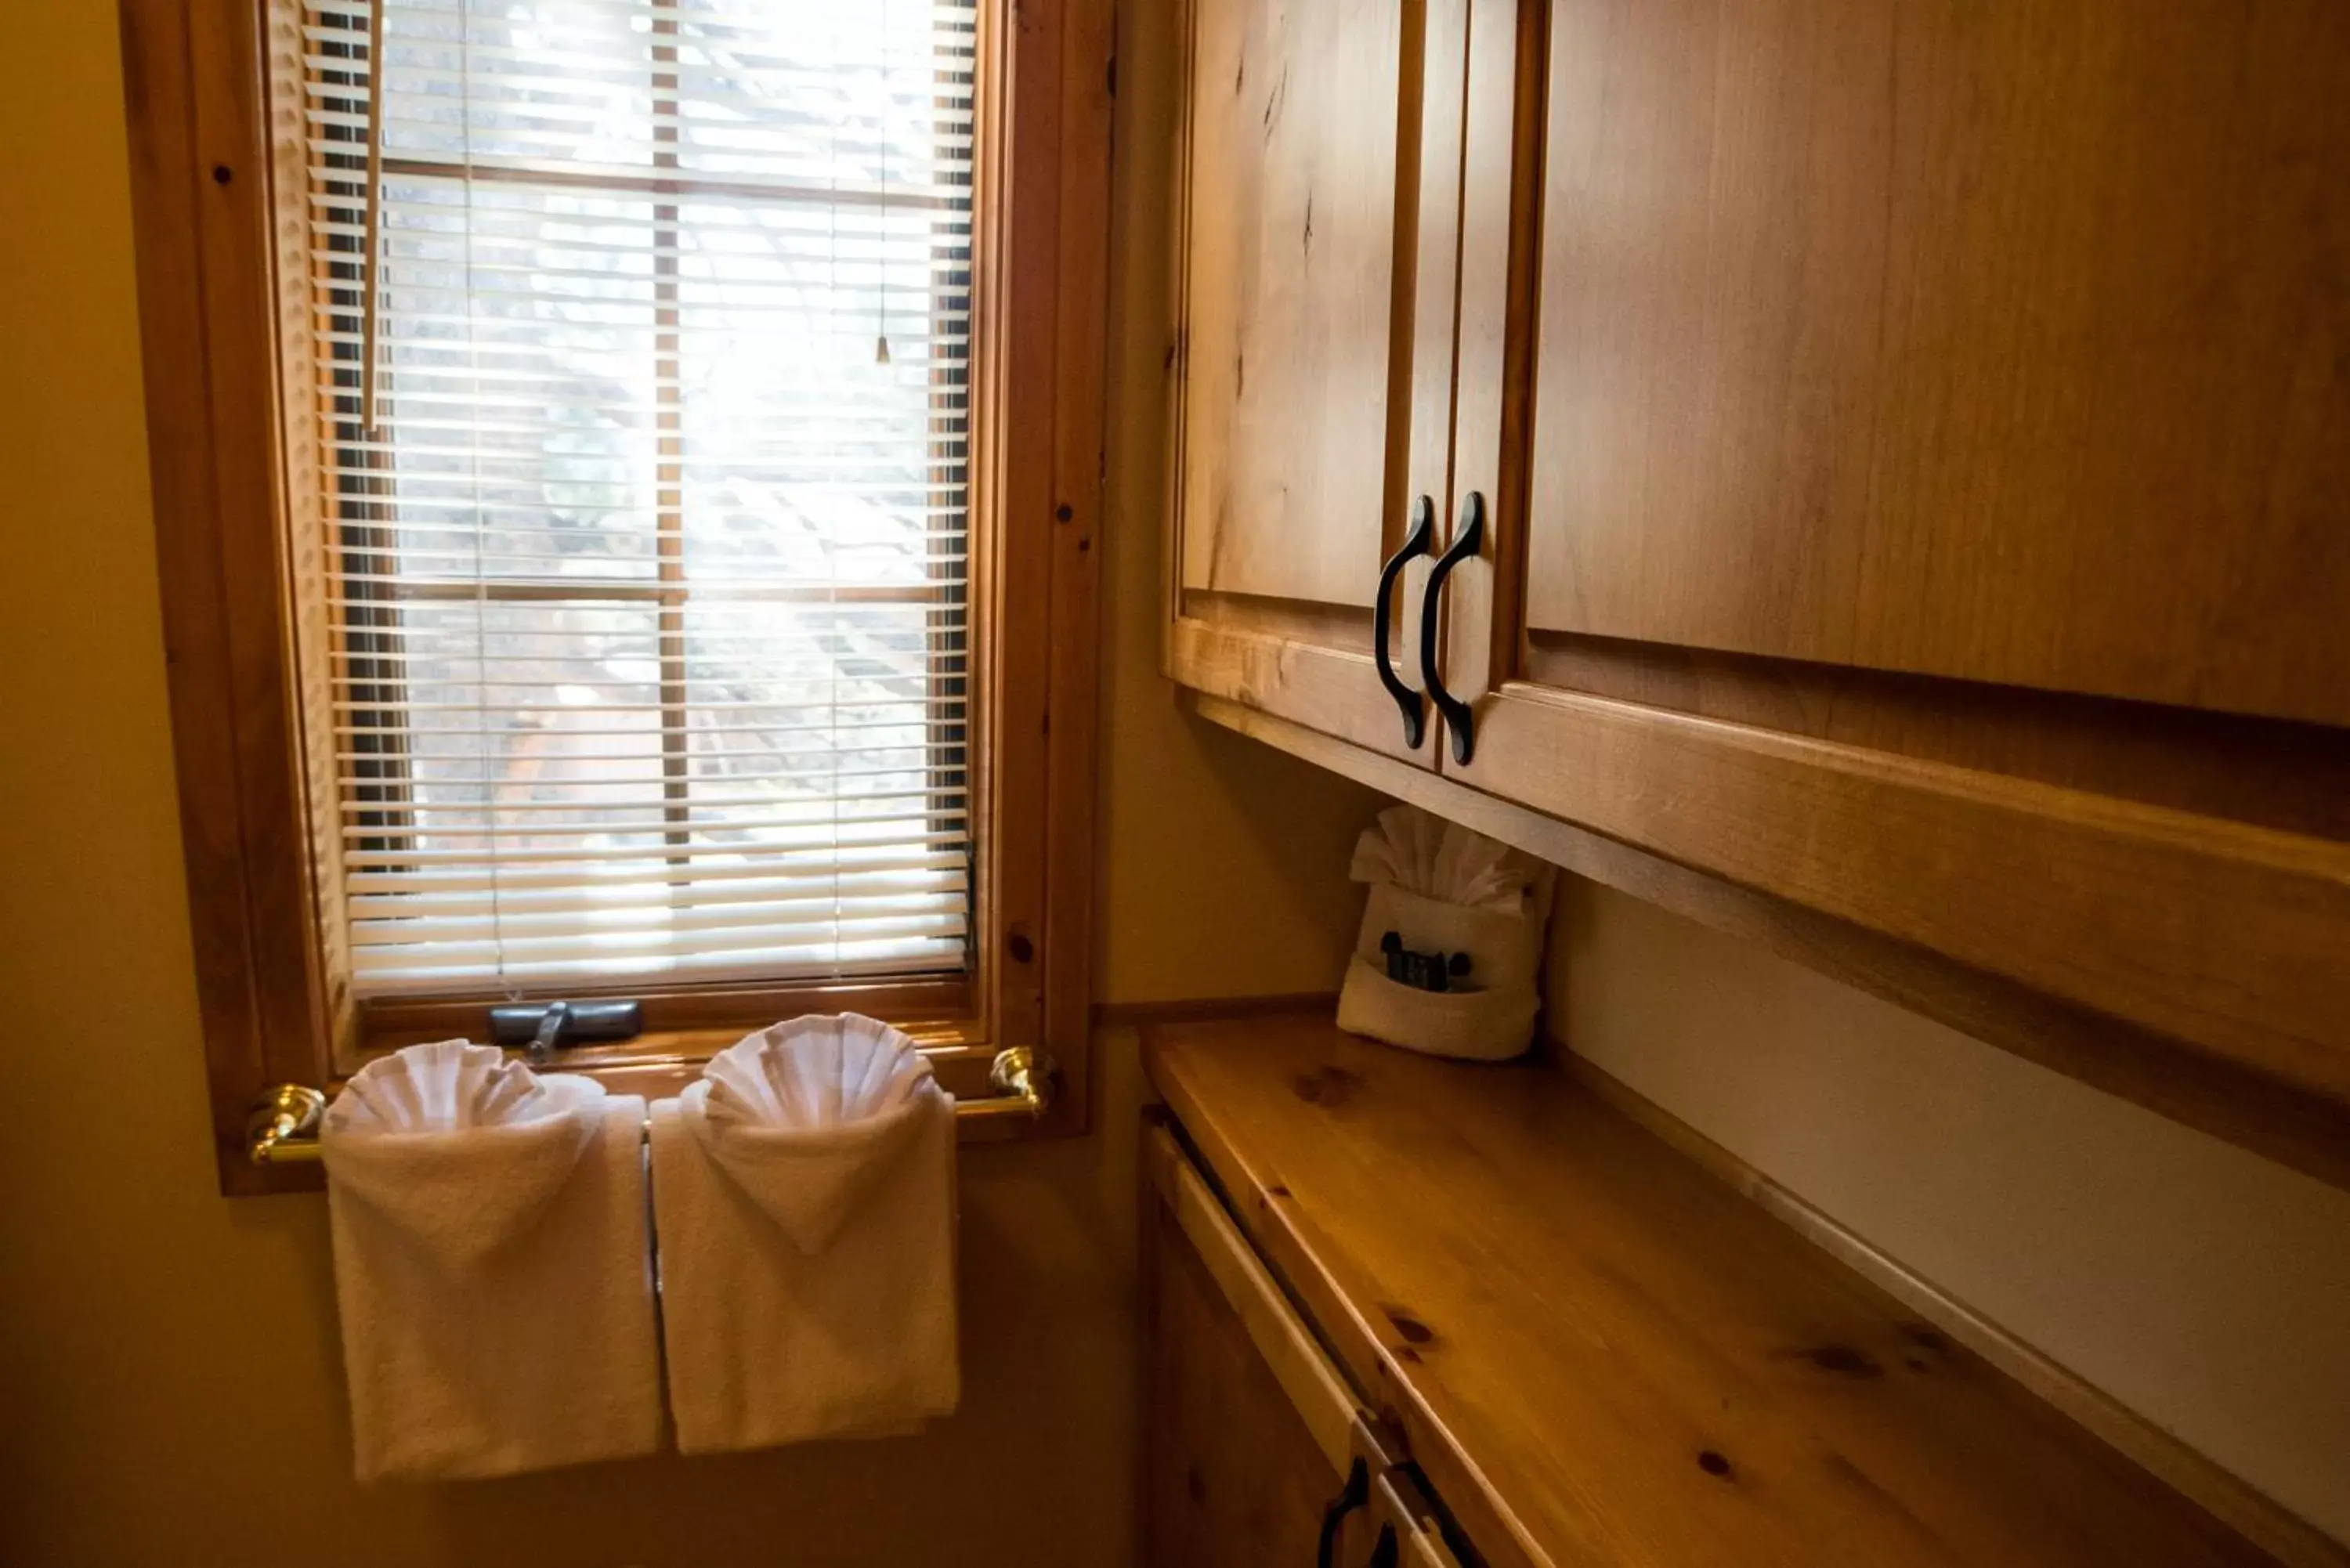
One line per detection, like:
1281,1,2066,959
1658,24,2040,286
876,0,894,366
357,0,388,435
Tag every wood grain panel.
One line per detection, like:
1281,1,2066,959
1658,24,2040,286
1435,0,1541,708
1176,0,1408,606
1179,590,1371,649
1038,0,1118,1131
1147,1013,2289,1568
121,0,341,1194
1166,0,1467,763
1170,615,1433,763
1521,631,2350,843
1524,0,2350,724
1405,0,1470,539
1473,681,2350,1103
1147,1125,1368,1475
1144,1134,1360,1568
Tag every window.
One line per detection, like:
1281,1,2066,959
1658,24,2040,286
118,0,1109,1191
313,0,978,995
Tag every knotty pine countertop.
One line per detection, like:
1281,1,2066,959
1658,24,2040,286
1143,1012,2280,1568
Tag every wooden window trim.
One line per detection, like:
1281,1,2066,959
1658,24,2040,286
118,0,1112,1195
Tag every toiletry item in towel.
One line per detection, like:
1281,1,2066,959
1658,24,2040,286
649,1013,958,1454
320,1041,661,1482
1336,804,1556,1061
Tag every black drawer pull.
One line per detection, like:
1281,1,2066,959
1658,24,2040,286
1374,498,1436,749
1316,1457,1371,1568
1419,491,1484,765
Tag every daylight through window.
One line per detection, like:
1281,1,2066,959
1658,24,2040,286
305,0,978,995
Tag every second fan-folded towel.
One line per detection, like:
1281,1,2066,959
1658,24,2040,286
649,1013,960,1454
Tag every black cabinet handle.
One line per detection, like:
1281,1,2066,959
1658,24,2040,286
1419,491,1484,764
1315,1458,1371,1568
1373,498,1436,750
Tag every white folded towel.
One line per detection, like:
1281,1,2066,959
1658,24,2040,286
649,1014,959,1454
320,1041,662,1482
1337,804,1558,1061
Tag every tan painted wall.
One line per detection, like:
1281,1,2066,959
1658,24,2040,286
1090,0,1383,1006
1549,879,2350,1544
0,0,1368,1561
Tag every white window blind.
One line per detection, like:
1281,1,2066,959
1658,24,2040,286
304,0,978,995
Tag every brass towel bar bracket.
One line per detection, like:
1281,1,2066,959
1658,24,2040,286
244,1046,1059,1167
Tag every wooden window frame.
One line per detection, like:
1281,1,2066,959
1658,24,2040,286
118,0,1113,1194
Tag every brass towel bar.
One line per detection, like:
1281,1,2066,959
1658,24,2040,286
244,1046,1058,1166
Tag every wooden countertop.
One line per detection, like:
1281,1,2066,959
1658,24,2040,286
1144,1013,2280,1568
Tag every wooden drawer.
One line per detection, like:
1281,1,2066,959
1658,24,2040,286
1143,1119,1463,1568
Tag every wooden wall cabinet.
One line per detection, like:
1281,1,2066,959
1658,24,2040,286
1164,0,2350,1190
1166,0,1477,765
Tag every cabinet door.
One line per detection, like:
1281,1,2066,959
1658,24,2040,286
1435,1,2350,1105
1515,0,2350,725
1142,1125,1384,1568
1165,0,1473,764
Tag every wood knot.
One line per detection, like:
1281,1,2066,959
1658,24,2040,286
1289,1065,1362,1107
1380,1305,1435,1345
1788,1344,1882,1378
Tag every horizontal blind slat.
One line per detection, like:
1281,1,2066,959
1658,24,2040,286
349,868,966,916
345,847,965,893
342,829,971,869
353,945,967,993
352,901,971,947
